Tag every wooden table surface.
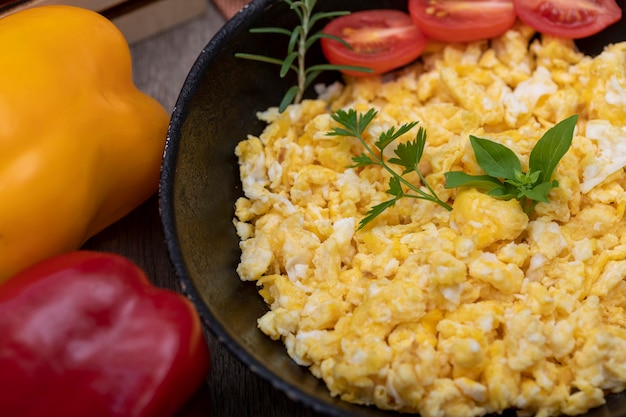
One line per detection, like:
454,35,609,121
82,1,325,416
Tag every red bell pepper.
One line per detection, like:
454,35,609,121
0,251,210,417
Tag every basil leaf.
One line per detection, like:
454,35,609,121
486,186,516,200
470,136,522,180
444,171,503,192
522,181,556,203
528,114,578,184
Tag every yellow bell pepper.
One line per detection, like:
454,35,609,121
0,6,170,282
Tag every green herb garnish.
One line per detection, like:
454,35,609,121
328,108,452,230
235,0,372,112
330,110,577,229
444,114,578,213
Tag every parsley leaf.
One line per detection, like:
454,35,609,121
388,125,425,174
329,108,452,230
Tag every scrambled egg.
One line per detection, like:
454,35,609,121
233,24,626,417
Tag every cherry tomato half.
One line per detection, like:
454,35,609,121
408,0,517,43
513,0,622,38
320,9,427,76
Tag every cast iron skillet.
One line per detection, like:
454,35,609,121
160,1,626,416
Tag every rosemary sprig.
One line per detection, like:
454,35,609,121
235,0,372,112
328,108,452,230
444,115,578,214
